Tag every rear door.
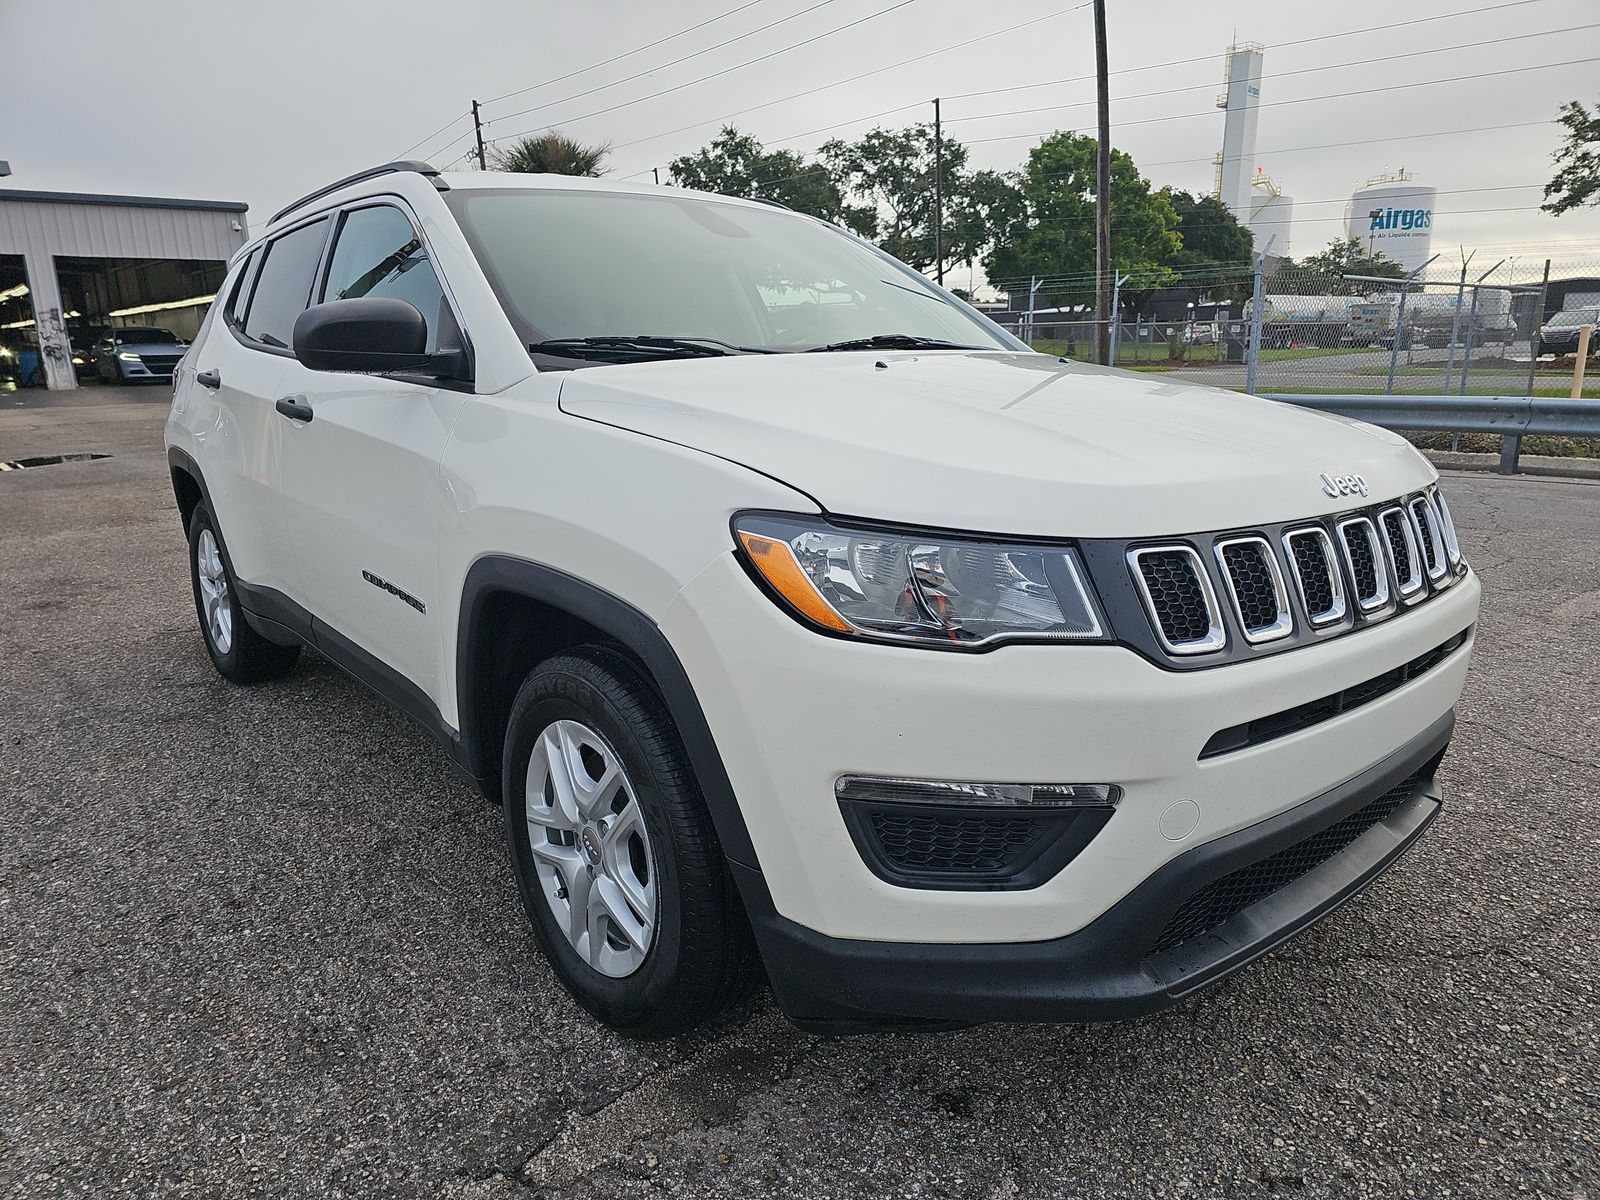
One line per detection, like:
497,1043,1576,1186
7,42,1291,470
202,216,333,599
272,200,468,708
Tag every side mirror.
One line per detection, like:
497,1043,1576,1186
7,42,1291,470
293,298,433,373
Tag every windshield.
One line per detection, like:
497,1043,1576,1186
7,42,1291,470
1547,310,1599,328
116,327,180,344
444,187,1017,361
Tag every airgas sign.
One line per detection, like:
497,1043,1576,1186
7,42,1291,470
1368,207,1432,232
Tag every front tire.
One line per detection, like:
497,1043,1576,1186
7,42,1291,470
503,647,757,1038
187,503,301,684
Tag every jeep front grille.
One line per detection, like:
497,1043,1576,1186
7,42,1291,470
1127,546,1226,654
1215,536,1293,643
1114,486,1465,666
1282,527,1345,627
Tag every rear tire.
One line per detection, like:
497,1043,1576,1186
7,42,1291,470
187,503,301,684
502,647,758,1038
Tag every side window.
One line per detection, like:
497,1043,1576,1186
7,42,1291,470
321,205,447,353
242,217,330,349
227,249,260,326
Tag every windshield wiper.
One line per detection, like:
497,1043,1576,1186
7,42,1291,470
530,335,772,361
805,333,987,353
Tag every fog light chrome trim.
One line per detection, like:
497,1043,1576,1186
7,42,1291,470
835,775,1121,808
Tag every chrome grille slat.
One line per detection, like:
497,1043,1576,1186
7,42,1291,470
1336,516,1390,613
1127,545,1226,655
1430,485,1462,566
1379,506,1425,601
1214,536,1294,643
1409,495,1451,585
1282,526,1346,626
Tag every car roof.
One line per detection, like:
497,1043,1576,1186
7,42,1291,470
245,166,809,265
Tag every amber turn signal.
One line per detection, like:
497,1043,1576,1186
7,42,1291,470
738,531,852,633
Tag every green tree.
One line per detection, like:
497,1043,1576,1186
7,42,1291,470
490,132,610,177
820,124,989,275
1280,238,1406,295
668,126,843,222
1162,189,1254,269
982,132,1181,303
1542,98,1599,215
1160,188,1256,307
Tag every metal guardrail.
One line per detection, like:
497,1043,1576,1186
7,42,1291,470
1262,394,1600,474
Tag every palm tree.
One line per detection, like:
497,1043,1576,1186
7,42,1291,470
489,132,610,177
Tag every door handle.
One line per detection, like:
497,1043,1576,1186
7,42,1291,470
196,368,221,389
275,395,314,423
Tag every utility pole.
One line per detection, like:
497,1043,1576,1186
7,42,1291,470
1092,0,1112,365
933,97,944,286
471,100,487,170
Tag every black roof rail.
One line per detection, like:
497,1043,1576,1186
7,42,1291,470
746,195,791,210
268,160,447,226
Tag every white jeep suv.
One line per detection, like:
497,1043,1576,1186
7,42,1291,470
166,163,1479,1036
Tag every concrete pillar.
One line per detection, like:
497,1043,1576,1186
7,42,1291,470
22,250,76,390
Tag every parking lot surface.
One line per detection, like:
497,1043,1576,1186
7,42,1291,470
2,389,1596,1199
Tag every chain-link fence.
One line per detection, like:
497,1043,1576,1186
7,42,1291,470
992,254,1600,402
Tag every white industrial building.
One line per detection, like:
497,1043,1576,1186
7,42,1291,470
1213,41,1295,259
0,187,247,390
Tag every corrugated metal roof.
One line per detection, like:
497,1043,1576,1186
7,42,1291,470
0,188,248,214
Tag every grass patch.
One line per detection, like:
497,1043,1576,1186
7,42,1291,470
1407,432,1600,459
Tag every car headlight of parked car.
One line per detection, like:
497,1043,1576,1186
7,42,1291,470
734,513,1107,648
118,351,141,362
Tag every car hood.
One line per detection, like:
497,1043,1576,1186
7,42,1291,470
116,341,186,354
557,350,1435,537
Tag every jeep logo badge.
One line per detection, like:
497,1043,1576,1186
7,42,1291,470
1320,472,1369,499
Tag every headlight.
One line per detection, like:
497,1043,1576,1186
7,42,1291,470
118,351,141,361
733,513,1106,648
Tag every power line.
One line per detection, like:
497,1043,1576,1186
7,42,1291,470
945,0,1564,103
961,58,1597,145
610,0,1556,175
942,24,1597,128
483,0,923,150
481,0,772,106
396,111,470,160
488,0,846,126
743,117,1552,193
608,1,1091,155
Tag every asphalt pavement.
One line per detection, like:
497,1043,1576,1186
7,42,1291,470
2,387,1596,1198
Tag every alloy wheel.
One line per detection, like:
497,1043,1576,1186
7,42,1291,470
195,527,233,655
524,719,658,978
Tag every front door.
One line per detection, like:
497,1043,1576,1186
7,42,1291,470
273,202,467,711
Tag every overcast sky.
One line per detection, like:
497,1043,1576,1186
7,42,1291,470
5,0,1599,279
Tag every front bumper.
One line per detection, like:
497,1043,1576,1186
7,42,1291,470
742,710,1452,1030
663,555,1478,944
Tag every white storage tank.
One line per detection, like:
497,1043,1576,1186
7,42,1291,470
1345,169,1436,273
1249,173,1293,258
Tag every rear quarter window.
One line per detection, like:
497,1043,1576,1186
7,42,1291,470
241,218,331,350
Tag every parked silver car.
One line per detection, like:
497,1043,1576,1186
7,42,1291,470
93,326,188,383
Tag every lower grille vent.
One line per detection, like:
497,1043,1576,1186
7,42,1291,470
1200,628,1470,758
1149,771,1427,955
870,810,1040,872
